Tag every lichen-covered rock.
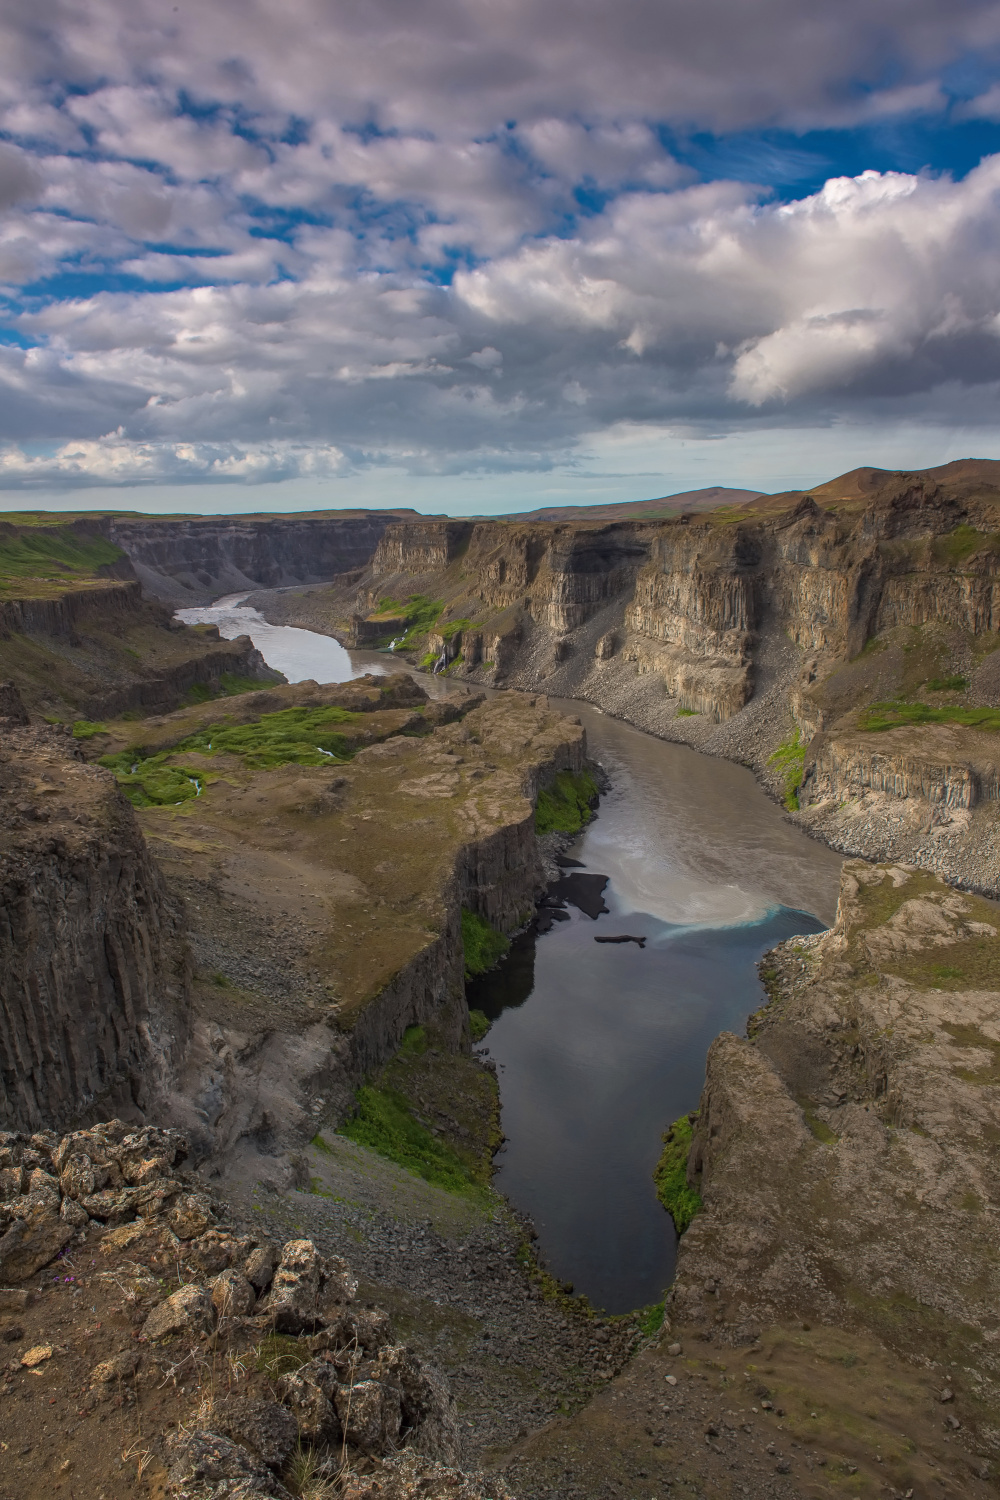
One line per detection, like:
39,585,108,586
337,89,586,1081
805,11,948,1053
0,1203,74,1282
341,1451,514,1500
370,1345,461,1465
260,1238,334,1333
319,1304,393,1354
187,1230,247,1275
211,1269,255,1318
143,1283,216,1341
91,1349,141,1384
336,1377,402,1454
168,1191,214,1240
277,1358,341,1444
165,1429,293,1499
212,1396,298,1472
243,1242,278,1293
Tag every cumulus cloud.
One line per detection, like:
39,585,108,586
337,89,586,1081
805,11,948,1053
0,0,999,487
0,434,349,487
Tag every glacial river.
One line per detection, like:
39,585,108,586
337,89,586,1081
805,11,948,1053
178,600,842,1312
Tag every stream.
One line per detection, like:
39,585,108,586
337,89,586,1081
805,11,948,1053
178,599,843,1313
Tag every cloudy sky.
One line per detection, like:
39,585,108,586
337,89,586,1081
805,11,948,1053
3,0,1000,514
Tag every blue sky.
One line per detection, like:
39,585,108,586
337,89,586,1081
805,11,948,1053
2,0,1000,514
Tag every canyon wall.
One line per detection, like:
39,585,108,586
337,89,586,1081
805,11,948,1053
110,510,416,604
0,725,190,1134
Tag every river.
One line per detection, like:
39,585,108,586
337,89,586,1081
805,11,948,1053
178,599,842,1312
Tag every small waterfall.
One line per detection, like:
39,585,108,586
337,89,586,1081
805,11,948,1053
432,649,448,674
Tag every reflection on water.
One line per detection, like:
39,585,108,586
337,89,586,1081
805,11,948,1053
471,882,825,1314
175,594,385,685
178,597,843,1311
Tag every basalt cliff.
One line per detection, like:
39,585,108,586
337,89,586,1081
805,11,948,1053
241,459,1000,898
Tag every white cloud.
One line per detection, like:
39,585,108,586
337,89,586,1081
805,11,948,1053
0,433,349,486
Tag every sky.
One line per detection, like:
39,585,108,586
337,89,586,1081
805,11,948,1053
3,1,1000,515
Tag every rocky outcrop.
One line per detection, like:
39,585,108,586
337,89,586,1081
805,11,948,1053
673,859,1000,1455
0,729,190,1133
801,723,1000,811
0,579,143,640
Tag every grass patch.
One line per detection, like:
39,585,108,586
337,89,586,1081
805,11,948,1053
339,1085,485,1197
858,701,1000,732
397,1023,428,1058
72,719,108,739
440,617,472,641
255,1333,312,1376
462,907,510,979
0,522,124,592
310,1132,333,1154
535,768,599,835
800,1099,838,1143
926,675,968,692
653,1113,702,1234
676,707,698,717
99,701,364,803
930,525,1000,567
469,1008,491,1042
768,728,807,810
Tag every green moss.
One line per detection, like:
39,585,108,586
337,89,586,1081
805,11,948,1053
461,908,510,979
397,1023,428,1058
339,1085,486,1198
637,1302,666,1337
926,675,968,692
768,728,807,810
858,701,1000,732
72,719,109,739
469,1008,491,1042
310,1132,333,1154
99,701,363,802
676,707,698,717
440,617,473,641
800,1099,838,1143
653,1113,702,1234
255,1333,312,1375
535,768,599,835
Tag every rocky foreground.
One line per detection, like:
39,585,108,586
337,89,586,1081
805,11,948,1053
0,1118,513,1499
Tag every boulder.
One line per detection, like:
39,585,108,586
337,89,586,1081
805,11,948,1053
369,1345,461,1465
91,1349,141,1384
166,1429,293,1499
243,1242,279,1294
168,1191,213,1240
143,1284,216,1342
277,1359,341,1445
212,1396,298,1472
262,1239,328,1333
335,1378,402,1454
0,1204,74,1282
211,1269,256,1318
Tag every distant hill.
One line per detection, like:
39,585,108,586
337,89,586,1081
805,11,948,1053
505,485,764,523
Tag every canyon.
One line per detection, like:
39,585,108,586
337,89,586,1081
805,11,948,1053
2,462,1000,1500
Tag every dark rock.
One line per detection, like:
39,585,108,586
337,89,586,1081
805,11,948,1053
212,1396,298,1471
165,1429,293,1498
0,1204,74,1281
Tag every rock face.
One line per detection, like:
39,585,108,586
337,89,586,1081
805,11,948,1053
673,858,1000,1454
110,511,414,604
0,730,190,1133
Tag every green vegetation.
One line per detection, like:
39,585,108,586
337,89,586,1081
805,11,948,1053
99,752,203,807
310,1132,333,1154
926,675,968,692
858,701,1000,733
98,701,364,804
339,1084,485,1197
800,1099,838,1143
930,525,1000,567
653,1113,702,1234
397,1023,428,1058
0,522,123,592
439,617,472,641
374,593,445,648
768,728,807,810
469,1008,491,1042
72,719,109,739
535,768,599,834
254,1333,311,1376
676,707,698,717
637,1301,666,1338
461,907,510,979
